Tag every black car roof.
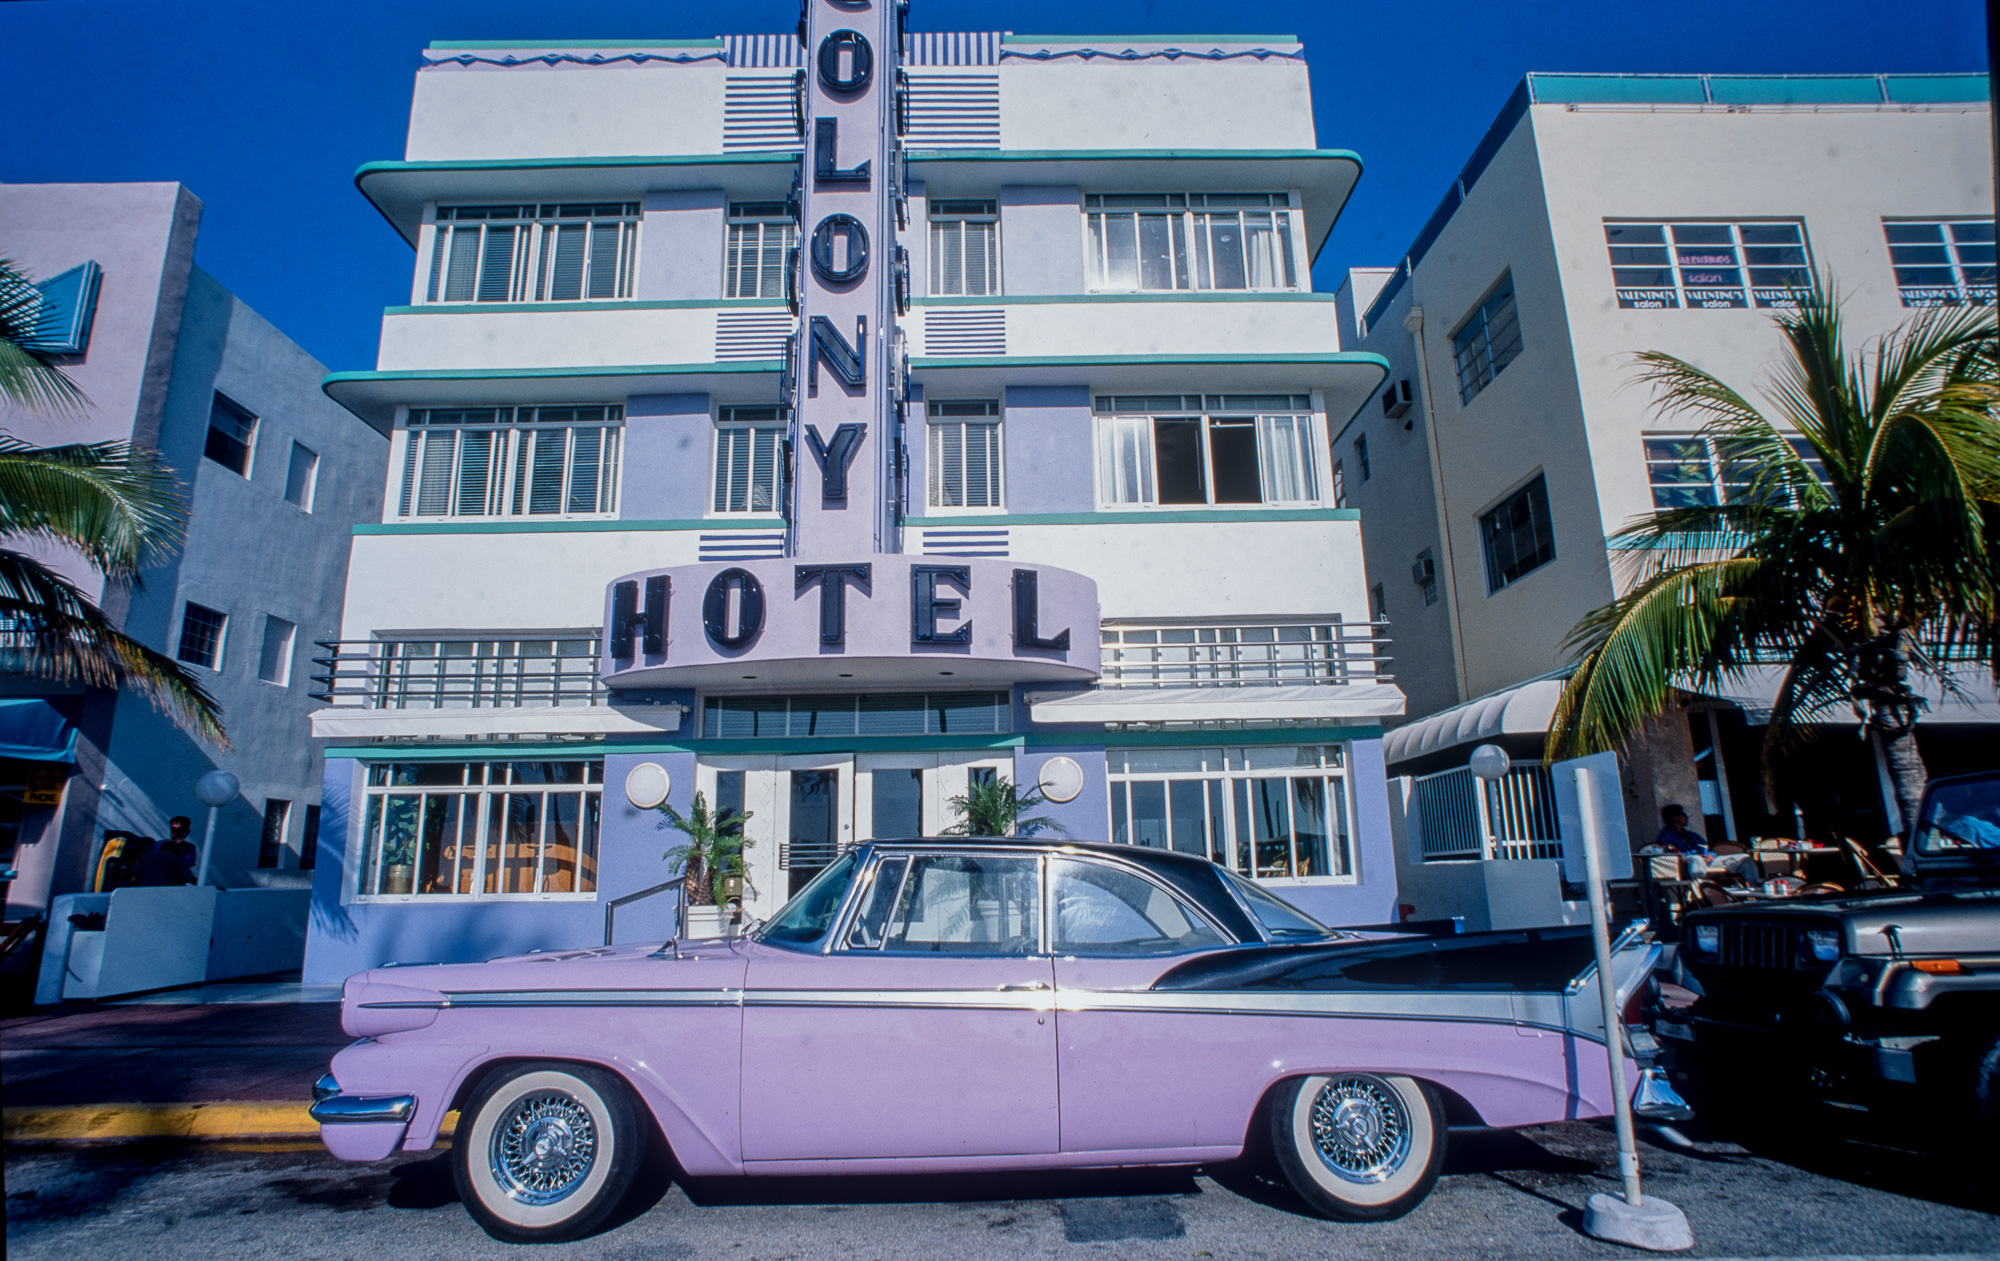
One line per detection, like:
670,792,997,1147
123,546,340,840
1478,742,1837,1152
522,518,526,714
857,836,1265,941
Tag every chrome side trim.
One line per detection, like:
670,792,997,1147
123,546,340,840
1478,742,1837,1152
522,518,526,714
440,988,744,1007
311,1093,417,1125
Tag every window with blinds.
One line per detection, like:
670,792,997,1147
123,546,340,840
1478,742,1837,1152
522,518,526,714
397,406,622,518
426,204,638,304
929,200,999,296
726,203,797,299
1084,194,1299,292
713,406,785,514
926,399,1002,508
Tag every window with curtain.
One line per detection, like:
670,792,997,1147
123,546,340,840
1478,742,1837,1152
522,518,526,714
426,204,638,304
1093,395,1319,508
726,202,797,300
926,399,1002,508
712,405,785,513
929,200,999,296
1106,746,1353,882
1084,193,1299,292
396,406,621,519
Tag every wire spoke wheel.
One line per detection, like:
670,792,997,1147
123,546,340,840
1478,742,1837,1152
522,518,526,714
454,1063,646,1243
1271,1072,1445,1220
1308,1074,1414,1183
491,1090,600,1204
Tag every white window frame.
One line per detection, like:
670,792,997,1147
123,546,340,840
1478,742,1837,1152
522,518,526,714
928,199,1000,297
1106,745,1356,884
352,759,604,903
395,406,623,520
711,406,786,515
425,203,639,304
1603,219,1813,311
725,202,797,300
1092,394,1320,509
1883,218,1997,308
257,614,297,686
284,440,319,512
925,399,1003,509
1083,193,1302,293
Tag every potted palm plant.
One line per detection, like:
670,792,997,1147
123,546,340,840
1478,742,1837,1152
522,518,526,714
944,774,1068,838
658,791,753,938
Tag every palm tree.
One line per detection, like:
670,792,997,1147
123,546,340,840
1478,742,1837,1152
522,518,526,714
658,790,753,906
0,258,227,746
944,774,1068,838
1548,283,1997,837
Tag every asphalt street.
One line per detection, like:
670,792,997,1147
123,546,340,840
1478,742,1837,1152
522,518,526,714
7,1120,1999,1260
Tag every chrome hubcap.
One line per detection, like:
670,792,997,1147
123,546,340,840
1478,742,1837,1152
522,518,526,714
1308,1075,1412,1184
490,1090,598,1205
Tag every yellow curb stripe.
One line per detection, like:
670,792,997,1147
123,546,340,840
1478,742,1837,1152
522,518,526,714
2,1104,460,1144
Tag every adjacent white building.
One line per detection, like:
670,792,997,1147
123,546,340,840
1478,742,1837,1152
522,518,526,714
1335,73,1994,924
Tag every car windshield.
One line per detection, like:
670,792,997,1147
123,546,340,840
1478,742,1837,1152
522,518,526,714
1914,773,2000,854
756,851,860,946
1219,869,1336,941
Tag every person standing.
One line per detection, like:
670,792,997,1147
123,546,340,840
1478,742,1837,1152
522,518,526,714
165,816,198,883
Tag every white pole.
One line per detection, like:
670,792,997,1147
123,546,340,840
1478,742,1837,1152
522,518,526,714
197,804,219,887
1576,763,1641,1204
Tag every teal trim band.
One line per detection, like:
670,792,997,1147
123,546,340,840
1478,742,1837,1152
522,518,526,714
325,362,779,387
355,153,800,181
428,39,725,50
912,292,1336,307
909,148,1360,165
1001,34,1298,44
914,508,1358,526
912,352,1390,371
325,726,1385,761
385,299,785,316
354,518,782,536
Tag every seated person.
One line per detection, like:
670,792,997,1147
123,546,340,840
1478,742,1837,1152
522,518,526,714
1655,805,1714,857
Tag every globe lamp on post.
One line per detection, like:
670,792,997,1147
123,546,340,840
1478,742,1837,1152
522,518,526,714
193,770,239,887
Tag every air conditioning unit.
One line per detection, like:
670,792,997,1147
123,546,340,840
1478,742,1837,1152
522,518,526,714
1381,378,1414,421
1411,554,1435,585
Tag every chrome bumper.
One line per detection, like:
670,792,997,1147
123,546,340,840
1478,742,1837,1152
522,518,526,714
308,1077,417,1125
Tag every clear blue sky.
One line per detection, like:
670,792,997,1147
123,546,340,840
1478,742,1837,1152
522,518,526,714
1,0,1986,371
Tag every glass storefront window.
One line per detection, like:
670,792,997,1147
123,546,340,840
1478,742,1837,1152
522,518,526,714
1106,745,1354,882
355,760,602,900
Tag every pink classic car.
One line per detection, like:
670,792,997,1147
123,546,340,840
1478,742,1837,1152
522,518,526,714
312,839,1659,1242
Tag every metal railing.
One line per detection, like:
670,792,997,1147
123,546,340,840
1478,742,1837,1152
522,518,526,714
310,636,608,708
1097,620,1392,689
1413,764,1563,862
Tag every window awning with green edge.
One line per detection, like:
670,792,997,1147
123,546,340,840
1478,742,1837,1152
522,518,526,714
1027,683,1406,725
912,352,1389,430
0,699,78,763
322,361,784,434
352,149,1362,257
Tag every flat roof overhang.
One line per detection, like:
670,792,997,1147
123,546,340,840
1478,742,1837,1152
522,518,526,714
910,149,1363,263
355,153,802,246
323,361,783,434
910,352,1390,429
353,148,1363,258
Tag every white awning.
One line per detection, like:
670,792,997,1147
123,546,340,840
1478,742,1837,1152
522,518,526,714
1026,683,1405,726
311,704,687,741
1383,676,1567,766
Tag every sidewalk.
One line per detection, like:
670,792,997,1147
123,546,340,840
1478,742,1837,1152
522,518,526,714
2,986,349,1142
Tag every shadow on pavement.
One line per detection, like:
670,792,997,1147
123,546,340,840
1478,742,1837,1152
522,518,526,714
677,1164,1201,1209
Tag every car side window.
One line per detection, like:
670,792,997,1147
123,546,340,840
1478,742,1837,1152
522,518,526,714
881,853,1042,955
1051,858,1226,956
843,856,909,950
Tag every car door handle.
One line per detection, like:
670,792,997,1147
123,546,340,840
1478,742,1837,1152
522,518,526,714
998,981,1050,991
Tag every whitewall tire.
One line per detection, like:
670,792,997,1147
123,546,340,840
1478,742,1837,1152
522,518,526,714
453,1062,643,1243
1270,1073,1446,1221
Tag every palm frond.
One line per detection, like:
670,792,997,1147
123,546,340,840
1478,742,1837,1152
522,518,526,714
0,439,190,576
0,259,89,417
0,549,227,747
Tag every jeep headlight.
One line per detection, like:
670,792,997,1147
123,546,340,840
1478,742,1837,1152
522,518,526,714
1803,928,1842,963
1690,924,1720,957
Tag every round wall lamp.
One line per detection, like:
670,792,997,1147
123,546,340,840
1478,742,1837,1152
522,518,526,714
624,762,672,810
1038,756,1084,803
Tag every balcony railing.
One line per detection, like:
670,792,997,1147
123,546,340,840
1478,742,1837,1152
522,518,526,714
311,637,608,709
1412,764,1563,862
1097,620,1392,689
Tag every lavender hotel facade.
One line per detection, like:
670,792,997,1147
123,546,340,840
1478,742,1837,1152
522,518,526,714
304,11,1404,981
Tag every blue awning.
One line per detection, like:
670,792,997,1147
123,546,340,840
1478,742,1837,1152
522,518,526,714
29,261,103,356
0,699,78,763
